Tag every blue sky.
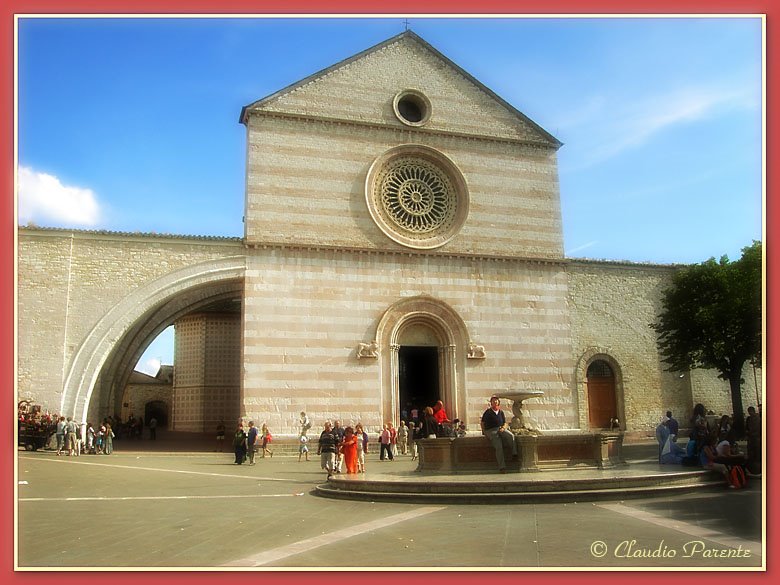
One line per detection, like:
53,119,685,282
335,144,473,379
16,16,764,372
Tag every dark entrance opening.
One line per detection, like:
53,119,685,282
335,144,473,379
399,346,439,422
145,400,169,429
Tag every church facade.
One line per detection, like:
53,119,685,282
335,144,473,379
16,32,760,437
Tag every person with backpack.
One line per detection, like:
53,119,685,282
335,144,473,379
65,417,79,457
714,431,749,489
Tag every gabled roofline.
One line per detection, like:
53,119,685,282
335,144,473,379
239,30,562,149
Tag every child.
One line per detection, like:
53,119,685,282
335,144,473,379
261,423,273,458
355,423,368,472
298,434,309,461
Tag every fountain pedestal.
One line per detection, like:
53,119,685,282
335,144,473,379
495,390,545,432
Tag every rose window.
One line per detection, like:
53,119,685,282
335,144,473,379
365,145,469,249
379,158,455,234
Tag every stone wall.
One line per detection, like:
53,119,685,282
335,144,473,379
17,230,762,436
173,313,241,432
120,383,172,425
17,228,244,415
242,247,575,435
567,259,763,434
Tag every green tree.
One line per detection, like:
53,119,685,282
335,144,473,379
651,241,762,435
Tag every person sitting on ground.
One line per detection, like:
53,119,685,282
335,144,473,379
480,396,518,473
699,432,729,482
717,415,732,441
713,430,752,486
656,416,685,464
714,431,747,465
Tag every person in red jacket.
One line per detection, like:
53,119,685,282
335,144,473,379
433,400,450,424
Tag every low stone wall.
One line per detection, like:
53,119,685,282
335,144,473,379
416,432,625,473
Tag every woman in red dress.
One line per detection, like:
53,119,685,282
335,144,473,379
339,426,359,474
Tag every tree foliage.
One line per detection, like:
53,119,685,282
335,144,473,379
651,241,762,433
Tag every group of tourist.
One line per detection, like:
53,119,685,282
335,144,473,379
315,421,367,478
656,403,762,488
52,418,116,456
18,401,149,456
230,420,273,465
224,397,522,477
306,397,512,477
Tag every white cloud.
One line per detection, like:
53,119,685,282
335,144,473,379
561,85,758,171
17,166,101,227
136,357,161,377
565,240,598,256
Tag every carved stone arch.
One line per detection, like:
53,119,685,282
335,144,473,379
375,295,470,425
61,256,247,424
575,347,625,431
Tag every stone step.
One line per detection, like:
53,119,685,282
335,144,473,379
326,468,715,493
314,477,728,504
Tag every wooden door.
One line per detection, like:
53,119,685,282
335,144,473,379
587,360,617,429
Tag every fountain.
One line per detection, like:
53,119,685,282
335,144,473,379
495,390,545,433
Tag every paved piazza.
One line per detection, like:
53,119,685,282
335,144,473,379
16,445,763,570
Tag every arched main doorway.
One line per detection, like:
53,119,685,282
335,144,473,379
375,296,470,426
586,359,617,429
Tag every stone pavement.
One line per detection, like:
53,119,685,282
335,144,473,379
15,436,764,570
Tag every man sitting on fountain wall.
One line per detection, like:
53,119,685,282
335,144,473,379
480,396,518,473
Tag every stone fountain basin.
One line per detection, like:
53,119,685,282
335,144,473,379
495,390,545,402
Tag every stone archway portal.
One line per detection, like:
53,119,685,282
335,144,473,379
376,296,470,427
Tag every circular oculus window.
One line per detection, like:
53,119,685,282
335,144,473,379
366,145,469,249
393,90,431,127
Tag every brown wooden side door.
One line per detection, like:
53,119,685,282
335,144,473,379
587,377,617,429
